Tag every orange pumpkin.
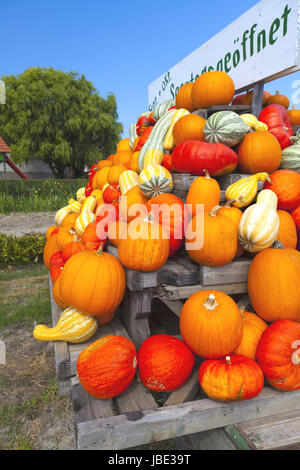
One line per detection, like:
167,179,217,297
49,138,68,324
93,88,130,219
256,320,300,391
277,210,298,249
97,159,113,170
59,247,126,318
237,131,282,174
116,138,131,153
172,114,206,145
62,240,84,262
234,308,268,360
138,334,195,392
107,164,127,185
264,170,300,211
242,90,272,106
60,213,78,228
191,71,235,109
130,151,141,174
119,185,148,222
56,224,78,251
266,91,290,109
43,233,60,270
77,335,137,399
248,244,300,323
107,220,128,247
199,354,264,402
81,221,106,251
185,205,238,267
287,106,300,126
217,200,244,258
186,171,221,216
118,213,170,272
46,225,59,240
52,277,68,310
92,166,110,190
175,82,196,112
112,151,132,166
180,290,243,359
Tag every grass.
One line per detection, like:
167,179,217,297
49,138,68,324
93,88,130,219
0,263,51,329
0,178,87,214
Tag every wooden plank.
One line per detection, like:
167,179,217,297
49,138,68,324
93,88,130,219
199,259,252,286
71,376,115,424
159,298,183,318
76,387,300,450
175,429,238,451
251,80,264,118
158,282,248,300
49,277,72,383
234,410,300,450
163,367,200,407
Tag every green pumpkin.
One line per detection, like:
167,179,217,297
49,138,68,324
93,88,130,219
203,111,251,147
281,144,300,172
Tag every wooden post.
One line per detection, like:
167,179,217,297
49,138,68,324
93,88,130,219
251,80,264,118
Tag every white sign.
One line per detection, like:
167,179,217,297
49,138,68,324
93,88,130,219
0,80,5,105
148,0,300,111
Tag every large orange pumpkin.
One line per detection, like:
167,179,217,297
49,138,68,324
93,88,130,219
52,277,68,310
264,170,300,211
138,334,195,392
175,82,196,112
234,308,268,360
180,290,243,359
277,210,298,249
107,220,128,247
256,320,300,391
172,114,206,144
248,245,300,323
185,205,238,267
237,131,282,174
186,171,221,216
118,214,170,272
59,248,126,318
191,71,235,109
43,233,60,270
77,335,137,399
146,193,187,257
199,354,264,402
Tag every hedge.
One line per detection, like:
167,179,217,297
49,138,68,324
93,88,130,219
0,233,46,267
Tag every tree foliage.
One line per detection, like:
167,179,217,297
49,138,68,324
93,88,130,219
0,67,123,177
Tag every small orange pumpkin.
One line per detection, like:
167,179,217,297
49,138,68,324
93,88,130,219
119,185,148,222
107,164,127,185
43,233,60,270
180,290,243,359
237,131,282,174
266,91,290,109
173,114,206,145
277,209,298,249
186,170,220,216
234,308,268,360
46,225,59,240
92,166,110,190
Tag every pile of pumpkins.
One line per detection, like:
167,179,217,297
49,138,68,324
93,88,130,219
35,70,300,404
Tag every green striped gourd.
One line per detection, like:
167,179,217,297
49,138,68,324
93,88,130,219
281,142,300,172
225,173,272,208
33,307,98,343
139,164,173,198
204,111,251,147
138,109,177,170
119,170,139,195
152,99,175,121
129,123,138,149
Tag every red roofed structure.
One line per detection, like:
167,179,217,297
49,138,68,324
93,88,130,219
0,135,28,179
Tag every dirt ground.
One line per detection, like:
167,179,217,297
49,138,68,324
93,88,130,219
0,212,56,237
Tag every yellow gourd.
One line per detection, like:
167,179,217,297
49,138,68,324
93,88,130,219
163,108,190,151
142,149,164,169
240,114,268,132
75,195,97,235
55,199,82,226
119,170,139,195
76,187,86,204
33,307,98,343
238,189,280,253
225,173,271,208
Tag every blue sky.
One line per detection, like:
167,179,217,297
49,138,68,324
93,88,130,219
2,0,300,137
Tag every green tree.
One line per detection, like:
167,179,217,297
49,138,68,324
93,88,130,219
0,67,123,178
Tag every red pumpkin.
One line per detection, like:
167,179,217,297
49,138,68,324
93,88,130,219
138,334,195,392
172,141,238,176
136,116,155,136
232,93,246,105
199,355,264,402
85,182,93,197
77,335,137,399
50,251,65,268
62,241,85,262
50,264,63,283
88,164,99,186
81,221,107,251
291,205,300,233
146,194,187,257
135,126,154,152
256,320,300,391
102,184,121,204
162,153,174,172
264,170,300,211
259,104,293,150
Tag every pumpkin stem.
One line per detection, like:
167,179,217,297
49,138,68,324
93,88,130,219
273,240,285,250
203,169,210,179
203,293,218,311
225,356,232,365
97,242,104,255
208,205,221,217
224,199,237,208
